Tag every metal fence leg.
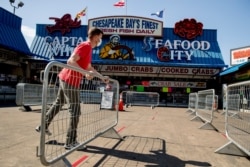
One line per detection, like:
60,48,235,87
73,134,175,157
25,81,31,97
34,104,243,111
188,111,196,116
100,127,123,140
19,105,32,111
190,115,202,122
215,141,248,157
199,122,217,130
61,157,72,167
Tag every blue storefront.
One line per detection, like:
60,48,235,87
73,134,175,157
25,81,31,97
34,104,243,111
29,15,227,107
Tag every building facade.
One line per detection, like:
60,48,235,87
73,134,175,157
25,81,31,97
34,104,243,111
29,15,227,107
0,7,31,104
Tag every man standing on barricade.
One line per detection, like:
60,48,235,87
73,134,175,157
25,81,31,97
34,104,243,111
35,27,109,150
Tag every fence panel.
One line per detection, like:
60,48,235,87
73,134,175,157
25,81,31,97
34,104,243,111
215,81,250,157
192,89,216,130
212,95,218,111
187,92,198,115
124,91,159,108
38,61,121,166
16,83,57,107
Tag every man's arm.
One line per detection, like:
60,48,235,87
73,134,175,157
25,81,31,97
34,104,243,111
86,64,109,83
67,53,81,68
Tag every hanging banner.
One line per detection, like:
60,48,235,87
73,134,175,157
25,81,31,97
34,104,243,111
149,81,206,88
96,65,220,76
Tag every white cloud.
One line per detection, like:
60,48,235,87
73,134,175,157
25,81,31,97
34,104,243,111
21,25,35,47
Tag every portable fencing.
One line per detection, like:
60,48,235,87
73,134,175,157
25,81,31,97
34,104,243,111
215,81,250,157
16,83,57,111
212,95,218,112
187,92,198,115
37,61,121,166
221,95,227,115
221,94,241,117
124,91,159,109
191,89,216,130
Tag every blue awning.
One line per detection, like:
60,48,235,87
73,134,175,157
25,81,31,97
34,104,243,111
219,61,250,76
0,7,31,55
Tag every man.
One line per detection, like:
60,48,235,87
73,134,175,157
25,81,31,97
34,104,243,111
36,27,109,150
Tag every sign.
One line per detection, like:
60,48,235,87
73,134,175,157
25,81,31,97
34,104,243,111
235,69,250,81
142,36,210,62
88,16,163,37
101,91,114,109
149,81,206,88
231,46,250,66
96,65,219,76
101,65,157,73
46,14,81,35
174,18,203,40
43,36,85,59
159,67,218,75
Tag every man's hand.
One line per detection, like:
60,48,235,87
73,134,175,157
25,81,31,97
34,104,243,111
85,71,94,80
102,76,110,84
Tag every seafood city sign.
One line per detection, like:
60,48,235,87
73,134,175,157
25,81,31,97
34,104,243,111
142,18,210,62
88,16,163,37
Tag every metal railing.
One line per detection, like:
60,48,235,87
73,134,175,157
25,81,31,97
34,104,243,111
16,83,57,111
187,92,198,115
221,94,241,116
212,95,218,111
215,80,250,157
38,61,122,166
191,89,216,130
123,91,159,109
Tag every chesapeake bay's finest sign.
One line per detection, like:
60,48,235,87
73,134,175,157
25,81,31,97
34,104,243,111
88,16,163,37
231,46,250,66
94,65,219,76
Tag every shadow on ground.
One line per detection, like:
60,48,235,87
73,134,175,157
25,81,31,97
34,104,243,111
80,135,211,167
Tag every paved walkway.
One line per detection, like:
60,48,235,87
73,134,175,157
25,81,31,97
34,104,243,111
0,106,249,167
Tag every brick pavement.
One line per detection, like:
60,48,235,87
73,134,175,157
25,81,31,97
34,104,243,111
0,106,249,167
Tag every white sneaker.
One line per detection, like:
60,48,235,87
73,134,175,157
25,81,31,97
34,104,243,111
35,126,52,136
64,141,80,150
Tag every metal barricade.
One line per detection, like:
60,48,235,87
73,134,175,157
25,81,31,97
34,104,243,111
124,91,159,109
215,81,250,157
221,95,227,115
16,83,57,111
0,86,16,102
38,61,121,166
191,89,216,130
187,92,198,115
212,95,218,112
226,94,241,116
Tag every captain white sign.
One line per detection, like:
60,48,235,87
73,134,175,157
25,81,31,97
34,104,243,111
44,36,85,58
88,16,163,37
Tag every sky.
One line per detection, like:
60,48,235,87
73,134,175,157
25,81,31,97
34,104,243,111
1,0,250,67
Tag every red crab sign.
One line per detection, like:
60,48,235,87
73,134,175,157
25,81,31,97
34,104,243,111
46,14,81,35
174,18,203,40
